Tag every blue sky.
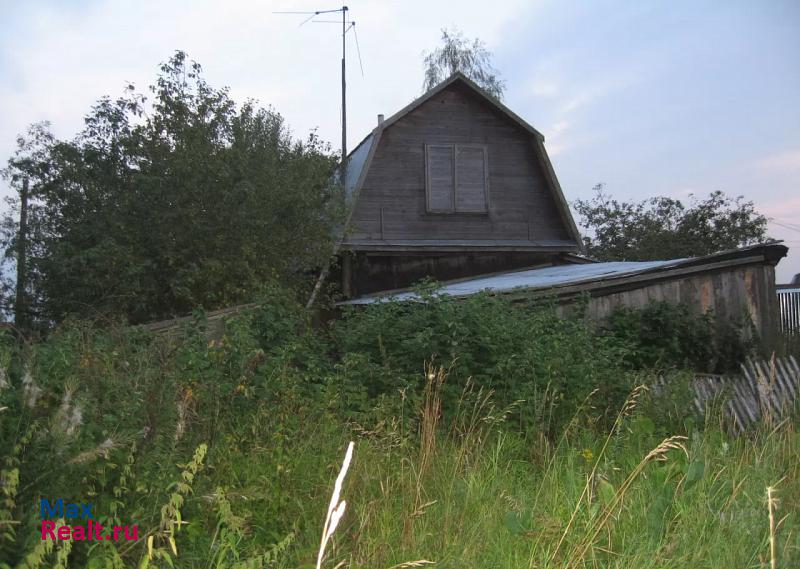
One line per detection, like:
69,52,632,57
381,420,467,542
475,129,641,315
1,0,798,281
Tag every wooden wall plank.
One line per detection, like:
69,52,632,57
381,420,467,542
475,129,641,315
346,82,572,246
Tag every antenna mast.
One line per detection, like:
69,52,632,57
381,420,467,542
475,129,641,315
341,5,348,184
274,5,364,308
274,5,361,186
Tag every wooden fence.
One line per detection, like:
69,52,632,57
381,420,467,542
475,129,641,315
777,286,800,334
662,356,800,434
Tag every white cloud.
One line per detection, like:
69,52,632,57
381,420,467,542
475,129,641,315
754,149,800,173
0,0,535,199
529,80,560,98
542,119,570,156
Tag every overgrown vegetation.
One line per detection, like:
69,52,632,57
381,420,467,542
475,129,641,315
0,290,795,567
0,52,341,327
603,300,760,374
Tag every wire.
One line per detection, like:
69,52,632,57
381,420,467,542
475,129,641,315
769,219,800,234
299,13,319,26
352,23,364,77
769,216,800,228
272,8,347,26
303,18,364,76
272,9,344,15
772,219,800,231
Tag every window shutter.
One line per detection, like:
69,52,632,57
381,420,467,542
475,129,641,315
455,145,487,213
426,145,455,212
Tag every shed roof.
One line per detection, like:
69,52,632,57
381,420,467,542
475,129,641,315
340,242,788,305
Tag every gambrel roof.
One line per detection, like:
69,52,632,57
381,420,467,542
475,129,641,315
339,72,582,247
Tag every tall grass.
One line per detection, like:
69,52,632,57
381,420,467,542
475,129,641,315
0,295,797,567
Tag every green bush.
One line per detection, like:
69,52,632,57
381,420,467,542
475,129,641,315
333,289,634,434
603,301,757,373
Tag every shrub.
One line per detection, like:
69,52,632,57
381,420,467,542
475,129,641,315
333,289,634,434
603,301,757,373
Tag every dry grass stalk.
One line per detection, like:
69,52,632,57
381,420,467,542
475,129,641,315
385,560,436,569
529,387,599,523
419,366,446,478
406,366,450,544
316,441,355,569
617,384,649,430
767,485,778,569
67,437,116,464
565,435,688,569
548,384,648,564
452,380,495,470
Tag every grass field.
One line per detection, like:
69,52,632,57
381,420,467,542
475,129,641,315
0,297,797,568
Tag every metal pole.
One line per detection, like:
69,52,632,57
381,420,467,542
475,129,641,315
15,177,28,334
305,4,350,310
341,5,348,186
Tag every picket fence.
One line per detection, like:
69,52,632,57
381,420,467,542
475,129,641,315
659,356,800,434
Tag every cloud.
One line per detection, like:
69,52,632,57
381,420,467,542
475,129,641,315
529,80,560,98
0,0,531,200
754,149,800,173
542,119,571,156
760,196,800,219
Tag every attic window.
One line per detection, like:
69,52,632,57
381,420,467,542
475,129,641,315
425,144,488,213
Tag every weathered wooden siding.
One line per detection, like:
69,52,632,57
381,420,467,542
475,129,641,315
337,251,559,296
344,83,572,245
555,263,780,345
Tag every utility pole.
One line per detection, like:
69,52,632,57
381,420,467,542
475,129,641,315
15,177,28,335
341,5,348,187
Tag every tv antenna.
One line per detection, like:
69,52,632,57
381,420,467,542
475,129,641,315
274,5,364,185
275,5,365,309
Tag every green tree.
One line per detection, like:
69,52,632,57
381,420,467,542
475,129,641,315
1,52,341,326
574,184,769,261
0,122,56,330
422,27,505,99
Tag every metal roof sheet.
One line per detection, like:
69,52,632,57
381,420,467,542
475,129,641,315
342,132,375,203
341,259,682,305
339,242,786,306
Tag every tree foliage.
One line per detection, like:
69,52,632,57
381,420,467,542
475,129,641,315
0,123,55,324
1,52,341,326
422,27,505,99
574,184,769,261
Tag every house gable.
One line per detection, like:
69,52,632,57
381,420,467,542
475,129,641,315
341,73,581,252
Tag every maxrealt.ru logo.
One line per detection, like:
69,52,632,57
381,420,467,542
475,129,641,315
40,499,139,541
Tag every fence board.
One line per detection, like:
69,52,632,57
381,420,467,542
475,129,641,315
778,288,800,333
655,356,799,434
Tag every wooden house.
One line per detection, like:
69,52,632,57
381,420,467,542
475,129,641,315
321,73,789,347
330,72,583,298
144,74,789,351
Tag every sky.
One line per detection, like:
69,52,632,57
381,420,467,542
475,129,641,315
1,0,798,281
